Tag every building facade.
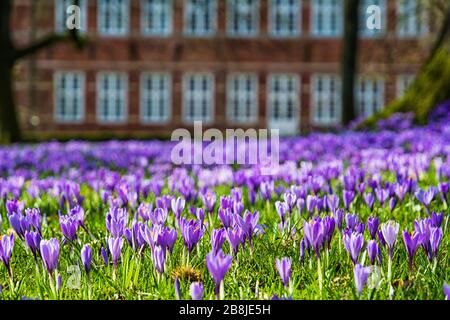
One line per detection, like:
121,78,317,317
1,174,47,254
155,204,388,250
12,0,432,137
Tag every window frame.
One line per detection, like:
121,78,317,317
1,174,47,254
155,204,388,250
396,0,429,38
96,72,129,124
140,72,172,124
97,0,130,36
268,0,301,38
311,0,343,37
226,73,259,124
267,73,300,123
355,76,385,119
310,74,342,126
396,74,415,98
54,71,86,124
141,0,173,36
182,73,215,124
226,0,260,38
184,0,217,37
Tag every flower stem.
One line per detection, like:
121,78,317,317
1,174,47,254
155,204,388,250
317,257,323,297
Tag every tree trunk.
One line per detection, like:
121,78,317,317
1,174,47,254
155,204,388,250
341,0,360,125
0,64,21,142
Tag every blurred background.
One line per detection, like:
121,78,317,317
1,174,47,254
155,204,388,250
1,0,449,142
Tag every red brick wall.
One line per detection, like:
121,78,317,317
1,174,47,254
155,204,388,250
11,0,430,137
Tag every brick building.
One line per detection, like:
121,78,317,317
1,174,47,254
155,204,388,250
11,0,432,137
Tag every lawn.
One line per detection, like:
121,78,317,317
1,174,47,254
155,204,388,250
0,112,449,300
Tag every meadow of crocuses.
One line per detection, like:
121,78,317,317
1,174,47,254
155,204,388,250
0,110,449,300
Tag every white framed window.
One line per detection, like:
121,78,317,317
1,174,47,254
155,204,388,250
98,0,129,36
356,77,385,118
227,0,259,37
140,73,171,123
396,0,428,37
54,72,85,123
269,0,301,37
396,74,415,98
55,0,88,33
359,0,386,37
183,73,215,123
311,0,343,37
311,74,341,125
185,0,217,36
268,74,299,122
227,74,258,123
97,72,128,123
141,0,172,36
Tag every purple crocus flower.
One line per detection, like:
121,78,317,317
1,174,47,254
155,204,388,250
226,228,245,255
367,216,379,239
180,219,204,254
345,213,359,231
366,239,381,265
6,199,22,215
323,216,335,250
296,198,305,215
101,247,109,266
40,238,60,276
25,230,41,262
343,190,355,210
232,201,244,216
171,197,186,219
402,230,420,272
105,207,128,238
283,192,297,214
260,181,274,201
343,231,364,265
218,208,233,229
381,221,399,257
306,195,317,216
152,245,166,274
56,273,62,292
389,197,397,212
59,214,78,241
438,182,449,205
8,211,30,239
211,228,226,255
326,194,339,213
160,227,178,253
107,237,123,271
363,193,375,211
190,282,204,300
0,233,14,277
275,257,292,288
206,249,232,297
151,207,167,226
25,208,42,234
375,188,389,207
430,227,443,259
81,244,92,275
201,190,216,213
415,188,437,214
137,203,152,222
195,208,205,225
334,209,344,231
303,219,324,258
354,264,371,296
444,283,450,300
275,201,288,226
377,229,386,247
430,212,444,228
235,210,259,247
